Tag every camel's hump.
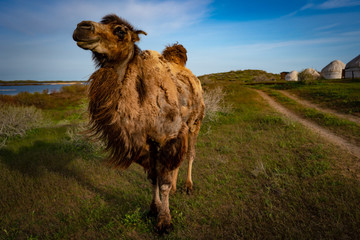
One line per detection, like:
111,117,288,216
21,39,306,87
162,43,187,66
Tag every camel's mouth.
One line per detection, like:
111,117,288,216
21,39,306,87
75,38,100,50
73,31,100,50
73,21,100,50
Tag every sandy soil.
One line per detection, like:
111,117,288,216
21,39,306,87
255,90,360,159
44,82,83,85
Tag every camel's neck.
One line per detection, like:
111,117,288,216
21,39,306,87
115,47,135,81
101,46,135,82
88,47,144,169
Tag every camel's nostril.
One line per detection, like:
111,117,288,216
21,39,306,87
77,21,94,31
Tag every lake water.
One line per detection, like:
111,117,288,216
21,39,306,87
0,83,82,95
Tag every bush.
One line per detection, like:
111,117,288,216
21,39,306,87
203,87,230,122
60,84,87,94
0,104,43,138
0,84,87,109
299,69,320,85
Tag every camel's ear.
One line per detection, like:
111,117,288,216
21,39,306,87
131,30,147,42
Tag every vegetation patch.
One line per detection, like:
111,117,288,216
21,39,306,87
0,84,87,109
0,73,359,239
199,69,280,85
262,88,360,144
270,79,360,116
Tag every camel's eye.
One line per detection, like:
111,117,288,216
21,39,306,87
114,27,126,40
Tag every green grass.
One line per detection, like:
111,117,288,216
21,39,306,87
260,88,360,144
1,76,360,239
199,69,281,85
270,79,360,116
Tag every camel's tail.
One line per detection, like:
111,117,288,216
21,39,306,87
162,43,187,66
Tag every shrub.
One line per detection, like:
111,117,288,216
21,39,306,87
65,123,105,153
203,87,230,122
299,69,320,85
60,84,87,94
0,104,43,139
0,84,87,109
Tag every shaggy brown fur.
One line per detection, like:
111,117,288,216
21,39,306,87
73,14,204,232
162,43,188,66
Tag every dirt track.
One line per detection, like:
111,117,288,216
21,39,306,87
255,90,360,159
279,90,360,125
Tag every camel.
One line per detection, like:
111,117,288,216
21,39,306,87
73,14,205,232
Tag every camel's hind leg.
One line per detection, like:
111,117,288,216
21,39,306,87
170,167,179,194
185,130,199,194
170,128,199,195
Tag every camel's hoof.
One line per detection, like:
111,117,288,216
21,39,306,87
156,213,172,234
170,187,177,195
149,202,160,217
156,221,173,234
185,182,193,195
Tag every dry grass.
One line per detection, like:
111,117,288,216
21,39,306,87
0,104,43,140
203,87,231,122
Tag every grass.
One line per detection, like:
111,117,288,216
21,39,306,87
0,75,360,239
270,79,360,116
255,86,360,145
199,69,281,85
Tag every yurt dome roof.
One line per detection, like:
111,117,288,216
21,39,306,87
345,55,360,69
321,60,345,73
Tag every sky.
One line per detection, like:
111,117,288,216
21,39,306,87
0,0,359,81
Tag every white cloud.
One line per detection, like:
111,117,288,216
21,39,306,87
317,0,360,9
340,30,360,36
281,3,314,18
282,0,360,18
223,38,343,54
0,0,212,35
314,23,339,31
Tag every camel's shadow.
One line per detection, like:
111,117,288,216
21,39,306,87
0,140,153,223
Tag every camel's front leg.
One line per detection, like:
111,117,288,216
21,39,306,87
150,178,161,216
156,170,172,232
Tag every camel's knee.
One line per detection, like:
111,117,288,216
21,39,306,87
160,183,170,191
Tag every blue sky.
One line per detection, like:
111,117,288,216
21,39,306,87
0,0,359,80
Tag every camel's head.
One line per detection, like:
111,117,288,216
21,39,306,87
73,14,147,65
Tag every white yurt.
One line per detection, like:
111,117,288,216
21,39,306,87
345,54,360,79
300,68,320,80
320,60,345,79
285,71,298,81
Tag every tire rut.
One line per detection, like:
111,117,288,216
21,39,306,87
279,90,360,125
255,90,360,159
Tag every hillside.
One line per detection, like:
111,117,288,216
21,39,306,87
198,69,281,85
